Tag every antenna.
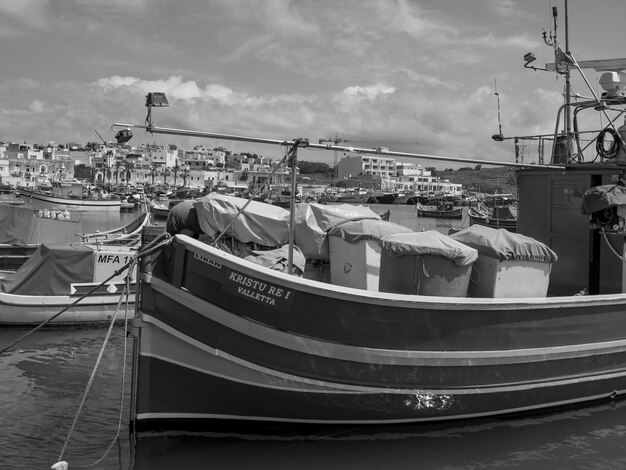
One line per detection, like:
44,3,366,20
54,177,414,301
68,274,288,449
94,129,107,145
492,78,505,141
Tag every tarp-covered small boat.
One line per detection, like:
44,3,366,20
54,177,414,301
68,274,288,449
0,243,136,325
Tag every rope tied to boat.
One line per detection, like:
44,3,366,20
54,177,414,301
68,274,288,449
49,232,172,469
52,256,136,470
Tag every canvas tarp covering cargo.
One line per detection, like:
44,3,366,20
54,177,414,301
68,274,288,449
0,204,33,246
293,203,382,261
193,195,382,260
0,204,81,246
326,219,413,244
581,183,626,214
379,230,478,266
243,245,306,275
450,224,558,263
194,194,290,247
0,244,94,295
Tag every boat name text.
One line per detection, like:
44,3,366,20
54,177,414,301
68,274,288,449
194,253,222,269
97,254,133,264
225,270,294,313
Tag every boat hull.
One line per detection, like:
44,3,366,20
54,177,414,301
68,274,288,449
18,189,121,212
0,291,135,325
468,214,518,231
132,236,626,432
416,205,462,219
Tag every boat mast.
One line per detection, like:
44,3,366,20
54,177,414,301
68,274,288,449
563,0,572,161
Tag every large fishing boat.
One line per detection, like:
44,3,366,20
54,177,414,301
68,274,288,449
113,5,626,434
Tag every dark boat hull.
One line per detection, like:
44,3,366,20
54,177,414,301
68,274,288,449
468,214,518,231
416,203,462,219
132,236,626,432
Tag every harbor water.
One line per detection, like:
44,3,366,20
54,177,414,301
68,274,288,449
3,204,626,469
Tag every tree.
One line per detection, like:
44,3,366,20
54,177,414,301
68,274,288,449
74,164,91,179
298,161,333,176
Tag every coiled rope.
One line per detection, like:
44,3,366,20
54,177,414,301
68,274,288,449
596,127,622,159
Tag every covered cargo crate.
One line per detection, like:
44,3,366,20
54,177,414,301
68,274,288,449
450,224,558,298
327,219,413,290
378,231,478,297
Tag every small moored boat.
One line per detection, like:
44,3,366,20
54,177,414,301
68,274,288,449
0,243,136,326
416,202,463,219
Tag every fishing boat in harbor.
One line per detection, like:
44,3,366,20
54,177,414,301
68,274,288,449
79,210,155,246
416,201,463,219
468,202,518,231
114,9,626,433
18,180,122,212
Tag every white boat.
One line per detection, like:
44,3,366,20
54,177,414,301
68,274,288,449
18,181,121,212
0,243,136,325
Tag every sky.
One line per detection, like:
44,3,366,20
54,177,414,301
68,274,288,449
1,0,625,169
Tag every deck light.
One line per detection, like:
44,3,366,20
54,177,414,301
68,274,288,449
115,128,133,144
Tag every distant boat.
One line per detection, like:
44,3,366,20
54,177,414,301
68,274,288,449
367,191,398,204
150,199,188,219
416,202,463,219
468,203,518,232
18,181,121,212
335,188,370,204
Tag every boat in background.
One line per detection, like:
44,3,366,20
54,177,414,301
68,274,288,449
79,210,156,246
416,201,463,219
18,180,122,212
150,199,190,220
468,202,518,232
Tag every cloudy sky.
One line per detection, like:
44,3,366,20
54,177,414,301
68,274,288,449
0,0,623,168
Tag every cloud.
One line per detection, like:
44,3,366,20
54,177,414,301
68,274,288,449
0,0,49,35
28,100,45,114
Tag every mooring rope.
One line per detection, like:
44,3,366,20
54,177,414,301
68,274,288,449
51,231,172,469
54,257,135,468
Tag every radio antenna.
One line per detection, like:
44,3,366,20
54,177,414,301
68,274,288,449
492,78,505,141
94,129,107,145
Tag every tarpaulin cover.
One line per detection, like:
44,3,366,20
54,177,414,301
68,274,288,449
0,243,94,295
0,204,33,246
450,224,558,263
379,230,478,266
193,195,382,260
0,204,82,246
581,183,626,214
327,219,413,244
243,244,306,275
293,203,382,260
194,194,290,247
